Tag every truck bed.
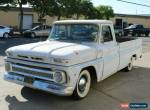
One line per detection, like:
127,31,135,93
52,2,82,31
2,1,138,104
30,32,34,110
116,37,137,43
117,37,142,70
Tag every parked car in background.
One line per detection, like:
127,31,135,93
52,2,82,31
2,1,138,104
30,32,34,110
124,24,150,36
0,25,13,38
23,25,51,38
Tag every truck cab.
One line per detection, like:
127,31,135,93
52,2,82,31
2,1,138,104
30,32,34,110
4,20,142,99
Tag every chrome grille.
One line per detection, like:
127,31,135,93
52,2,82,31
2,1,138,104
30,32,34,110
11,65,53,80
17,55,44,61
15,63,52,71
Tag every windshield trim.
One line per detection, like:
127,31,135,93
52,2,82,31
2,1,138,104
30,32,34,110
48,23,100,43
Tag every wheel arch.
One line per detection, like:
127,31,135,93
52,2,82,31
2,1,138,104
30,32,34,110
3,32,9,38
31,32,36,37
81,66,98,84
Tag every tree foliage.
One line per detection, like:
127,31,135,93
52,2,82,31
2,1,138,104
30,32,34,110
58,0,99,19
0,0,114,29
29,0,105,20
96,5,114,20
29,0,53,19
79,0,102,19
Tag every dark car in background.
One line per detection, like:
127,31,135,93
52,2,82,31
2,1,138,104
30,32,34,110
23,25,51,38
124,24,150,37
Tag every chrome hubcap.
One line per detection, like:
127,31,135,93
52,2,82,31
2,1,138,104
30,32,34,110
77,70,91,98
128,58,133,70
78,76,87,92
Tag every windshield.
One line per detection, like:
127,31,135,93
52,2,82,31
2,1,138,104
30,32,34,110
32,26,40,30
48,24,99,42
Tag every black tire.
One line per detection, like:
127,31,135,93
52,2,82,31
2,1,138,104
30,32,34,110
118,32,122,37
136,33,140,37
72,70,91,100
3,32,9,38
145,33,149,37
132,33,139,37
124,57,134,72
132,33,135,37
124,33,127,36
31,32,36,38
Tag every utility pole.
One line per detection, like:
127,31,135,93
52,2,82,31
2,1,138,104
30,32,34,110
136,8,137,15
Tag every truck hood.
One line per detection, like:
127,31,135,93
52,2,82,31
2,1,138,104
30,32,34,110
6,40,97,66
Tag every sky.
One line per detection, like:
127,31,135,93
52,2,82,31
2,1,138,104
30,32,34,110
92,0,150,15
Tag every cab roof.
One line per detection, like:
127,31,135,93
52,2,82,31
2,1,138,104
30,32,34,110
54,20,113,24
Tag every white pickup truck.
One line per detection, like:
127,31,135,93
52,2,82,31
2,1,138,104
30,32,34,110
4,20,142,99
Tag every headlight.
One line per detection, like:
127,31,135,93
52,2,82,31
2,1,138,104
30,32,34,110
53,70,66,84
5,62,12,72
6,51,13,57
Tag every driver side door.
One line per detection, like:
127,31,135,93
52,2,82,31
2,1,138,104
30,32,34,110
101,24,119,79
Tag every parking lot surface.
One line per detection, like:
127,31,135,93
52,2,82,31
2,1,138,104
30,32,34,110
0,37,150,110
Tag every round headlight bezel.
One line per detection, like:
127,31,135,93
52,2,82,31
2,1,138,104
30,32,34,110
53,70,67,84
6,51,13,57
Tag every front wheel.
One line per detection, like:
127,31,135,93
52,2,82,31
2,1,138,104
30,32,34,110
3,33,9,38
72,70,91,99
31,32,36,38
124,57,134,72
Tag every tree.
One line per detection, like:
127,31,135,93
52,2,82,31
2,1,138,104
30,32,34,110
96,5,114,20
59,0,97,19
61,0,103,19
0,0,28,33
49,0,80,20
29,0,53,21
79,0,100,19
18,0,28,33
29,0,101,20
29,0,80,20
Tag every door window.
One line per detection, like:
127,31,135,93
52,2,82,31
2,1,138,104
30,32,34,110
102,25,113,42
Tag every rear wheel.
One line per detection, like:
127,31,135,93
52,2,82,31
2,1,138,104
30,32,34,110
72,70,91,99
145,33,149,37
124,57,134,72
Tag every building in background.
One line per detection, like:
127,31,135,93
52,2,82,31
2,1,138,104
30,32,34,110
0,7,150,30
0,7,57,30
111,13,150,29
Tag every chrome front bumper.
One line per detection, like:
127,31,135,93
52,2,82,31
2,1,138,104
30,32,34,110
4,72,73,96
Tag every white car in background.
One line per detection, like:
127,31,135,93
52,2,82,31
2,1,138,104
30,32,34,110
0,25,13,38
